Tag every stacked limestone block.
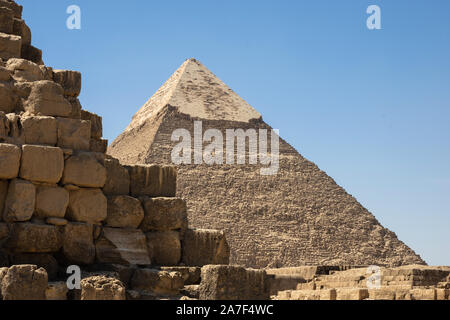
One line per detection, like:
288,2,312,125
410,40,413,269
0,0,230,300
272,265,450,300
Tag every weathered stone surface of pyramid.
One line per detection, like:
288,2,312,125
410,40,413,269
109,58,426,268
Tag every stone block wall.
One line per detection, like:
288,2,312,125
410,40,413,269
0,0,230,300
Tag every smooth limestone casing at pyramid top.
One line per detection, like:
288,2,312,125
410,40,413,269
109,58,426,268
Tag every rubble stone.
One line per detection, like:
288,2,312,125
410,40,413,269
0,143,21,179
67,188,107,224
81,275,126,300
62,152,106,188
106,195,144,228
3,179,35,223
1,265,48,300
46,282,68,300
20,145,64,183
140,197,187,233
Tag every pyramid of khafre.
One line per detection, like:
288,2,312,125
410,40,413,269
109,58,425,268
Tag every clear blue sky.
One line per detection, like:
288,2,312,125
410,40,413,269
18,0,450,265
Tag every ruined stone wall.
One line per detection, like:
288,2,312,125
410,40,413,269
112,107,425,268
0,0,229,289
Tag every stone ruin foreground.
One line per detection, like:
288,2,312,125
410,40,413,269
0,0,448,300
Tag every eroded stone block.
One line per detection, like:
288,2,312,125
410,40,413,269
67,188,107,224
0,143,21,179
62,152,106,188
20,145,64,183
106,195,144,229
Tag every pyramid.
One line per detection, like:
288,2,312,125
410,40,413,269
109,58,425,268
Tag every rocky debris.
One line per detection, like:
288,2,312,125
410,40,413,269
199,265,269,300
95,227,150,266
140,197,187,233
9,253,58,280
182,229,230,267
161,266,201,285
0,143,20,179
3,178,35,222
130,268,184,295
45,282,68,300
80,275,126,300
20,145,64,183
127,164,177,197
1,265,48,300
146,231,181,266
106,195,144,228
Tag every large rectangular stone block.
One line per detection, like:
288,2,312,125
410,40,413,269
62,153,106,188
95,227,150,266
140,197,187,233
35,185,69,219
12,18,31,45
62,222,95,265
103,158,130,195
199,265,269,300
89,138,107,153
127,164,177,197
6,58,44,82
1,265,48,300
106,195,144,228
6,223,63,253
23,81,72,117
182,229,230,267
20,116,57,145
0,143,21,179
146,231,181,266
336,288,369,300
0,0,23,18
20,145,64,183
56,117,91,150
410,288,436,300
3,179,35,223
80,110,102,139
0,6,14,34
67,188,107,224
0,32,21,60
53,70,81,98
0,83,17,113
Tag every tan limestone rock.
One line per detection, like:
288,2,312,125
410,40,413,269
46,282,68,300
0,32,21,60
35,185,69,218
62,152,106,188
81,275,126,300
140,197,187,233
0,6,14,34
3,179,35,222
95,227,150,266
146,231,181,266
23,80,72,116
62,222,95,265
12,18,31,45
130,269,184,295
52,70,81,98
67,188,107,224
1,265,48,300
6,58,44,82
127,164,177,197
80,110,102,139
103,158,130,195
6,223,63,253
20,145,64,183
182,229,230,267
106,195,144,228
0,143,21,179
56,117,90,150
20,116,57,145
